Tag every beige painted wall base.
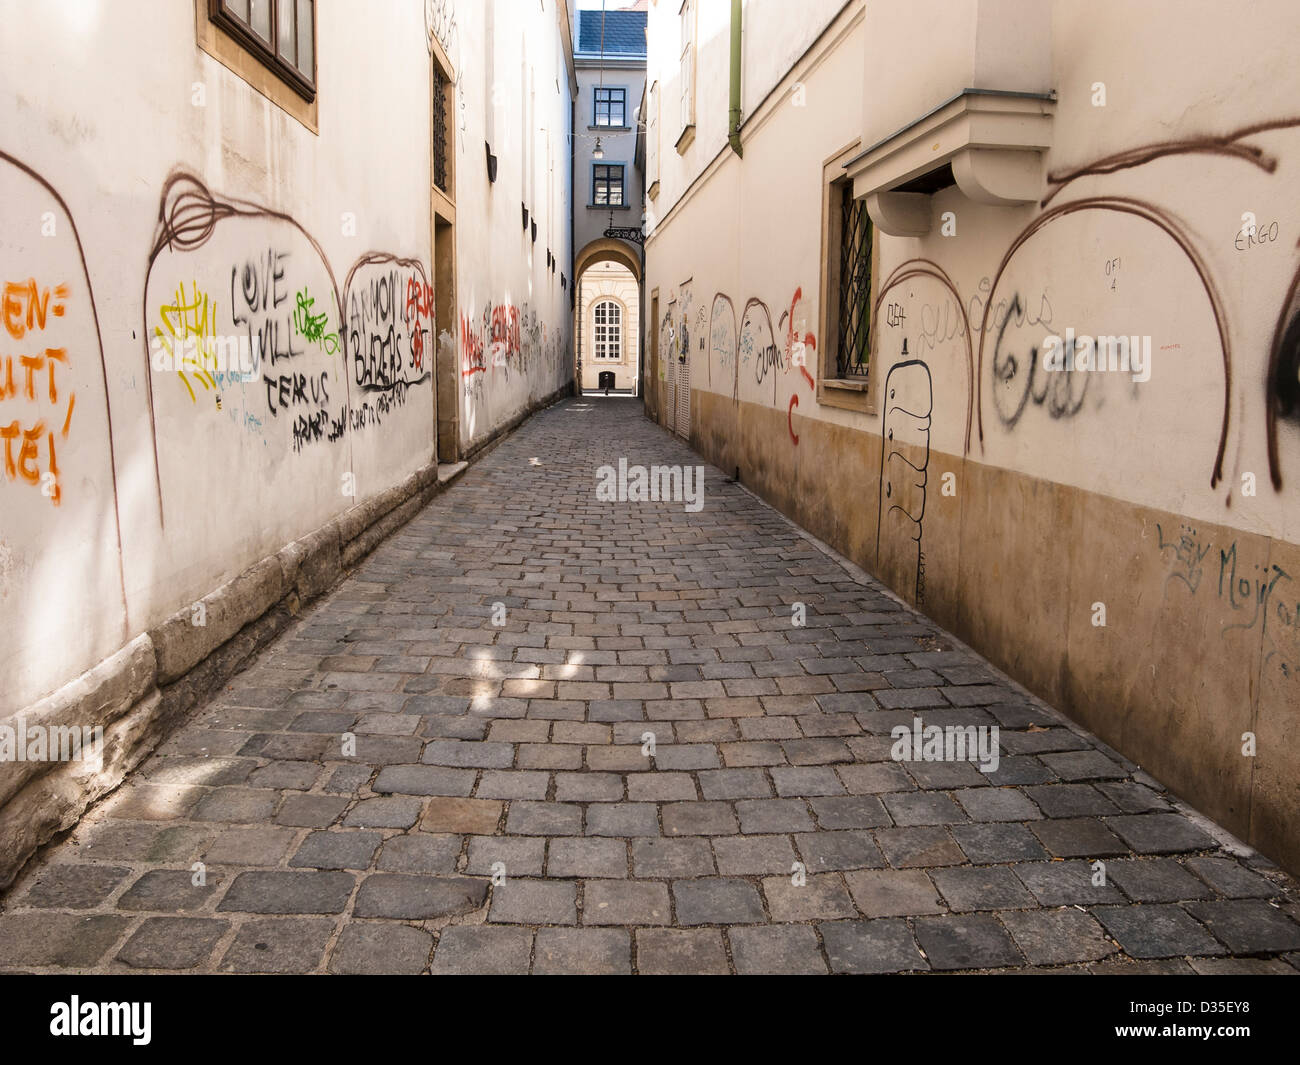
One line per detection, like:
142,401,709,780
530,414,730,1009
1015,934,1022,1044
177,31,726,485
675,388,1300,876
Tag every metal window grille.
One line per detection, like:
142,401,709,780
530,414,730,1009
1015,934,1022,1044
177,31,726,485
433,64,450,193
836,182,872,378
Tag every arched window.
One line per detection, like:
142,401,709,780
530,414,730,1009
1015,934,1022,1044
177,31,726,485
593,300,622,360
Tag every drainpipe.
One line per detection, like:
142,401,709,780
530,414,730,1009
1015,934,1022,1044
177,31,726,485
727,0,743,158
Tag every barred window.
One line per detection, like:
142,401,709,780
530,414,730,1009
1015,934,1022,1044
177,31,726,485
593,301,622,360
433,62,452,194
835,181,872,378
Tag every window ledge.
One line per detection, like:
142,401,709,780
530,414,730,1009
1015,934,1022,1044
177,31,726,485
675,124,696,154
195,0,318,133
589,203,631,210
589,125,632,133
817,375,877,415
647,180,659,200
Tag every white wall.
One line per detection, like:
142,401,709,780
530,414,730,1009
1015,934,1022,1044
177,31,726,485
450,0,575,450
0,0,574,716
575,64,647,254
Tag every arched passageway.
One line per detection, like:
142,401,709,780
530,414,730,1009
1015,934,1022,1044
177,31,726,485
574,238,642,397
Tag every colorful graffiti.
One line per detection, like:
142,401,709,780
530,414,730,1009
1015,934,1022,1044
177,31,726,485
1,279,73,503
342,253,433,439
0,151,128,714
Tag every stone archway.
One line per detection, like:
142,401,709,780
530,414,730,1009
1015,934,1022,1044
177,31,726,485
574,238,643,397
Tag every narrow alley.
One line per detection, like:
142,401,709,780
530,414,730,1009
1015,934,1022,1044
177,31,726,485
3,398,1297,975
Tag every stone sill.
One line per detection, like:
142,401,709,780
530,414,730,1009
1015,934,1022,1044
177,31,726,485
818,375,876,415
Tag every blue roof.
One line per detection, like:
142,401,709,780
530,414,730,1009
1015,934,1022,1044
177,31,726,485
577,9,646,57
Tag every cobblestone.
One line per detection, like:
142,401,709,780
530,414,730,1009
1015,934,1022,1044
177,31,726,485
3,398,1298,974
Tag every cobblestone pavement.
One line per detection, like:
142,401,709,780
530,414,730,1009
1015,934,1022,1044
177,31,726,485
4,397,1300,974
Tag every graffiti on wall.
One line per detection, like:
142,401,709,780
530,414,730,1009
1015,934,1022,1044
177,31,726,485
704,287,818,443
708,294,737,399
1154,521,1300,683
876,355,933,604
342,253,433,437
142,172,348,514
1,151,128,712
142,172,440,527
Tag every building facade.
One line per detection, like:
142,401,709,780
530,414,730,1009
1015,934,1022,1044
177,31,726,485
642,0,1300,873
0,0,576,884
573,5,647,396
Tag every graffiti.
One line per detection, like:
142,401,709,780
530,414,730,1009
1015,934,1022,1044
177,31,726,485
155,281,218,403
1266,260,1300,488
1041,116,1300,209
1029,116,1300,489
1,152,128,712
424,0,466,148
1154,523,1300,681
294,286,338,353
1155,522,1213,595
975,197,1231,487
143,172,346,517
405,276,434,370
870,260,975,453
709,294,737,399
754,337,784,386
425,0,457,59
778,287,817,447
988,293,1089,428
876,354,932,604
341,254,433,441
1,280,74,504
457,298,555,398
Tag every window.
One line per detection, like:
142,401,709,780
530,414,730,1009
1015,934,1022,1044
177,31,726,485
646,81,660,195
679,0,695,132
834,180,873,378
593,301,622,360
433,61,452,195
594,87,627,127
593,164,625,207
210,0,315,100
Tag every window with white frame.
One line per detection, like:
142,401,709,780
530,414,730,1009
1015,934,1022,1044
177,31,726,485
679,0,695,132
593,300,622,360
